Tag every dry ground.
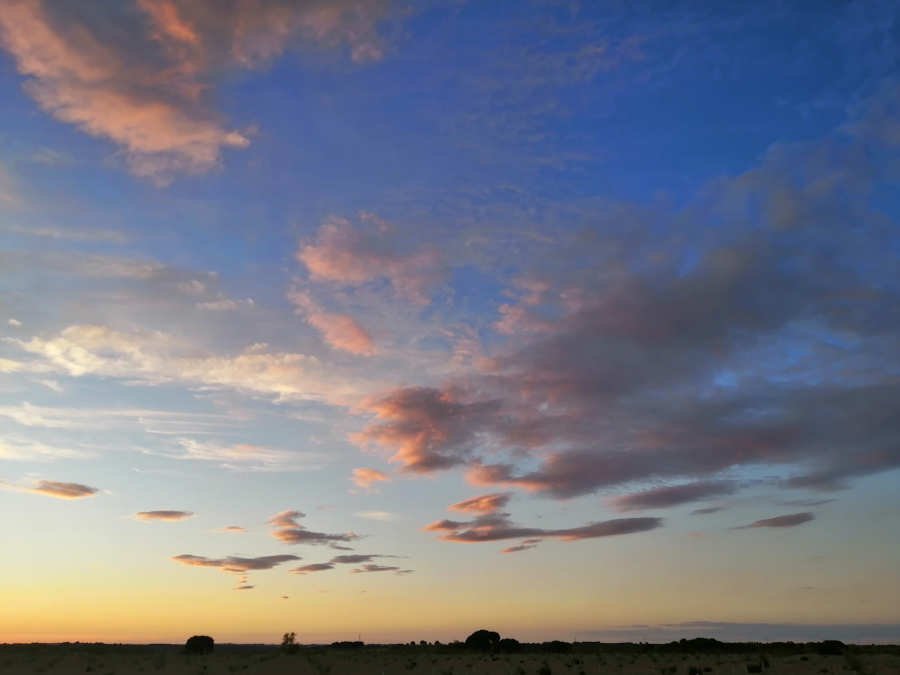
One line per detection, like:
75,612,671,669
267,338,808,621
1,645,898,675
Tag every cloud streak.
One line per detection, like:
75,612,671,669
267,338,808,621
135,510,194,521
610,481,738,512
735,512,815,529
172,553,300,573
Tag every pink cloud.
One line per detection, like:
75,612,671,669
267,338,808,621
353,386,499,473
297,216,445,304
0,1,393,181
290,291,375,356
351,467,390,489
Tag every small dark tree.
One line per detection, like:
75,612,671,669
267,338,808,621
281,632,299,654
184,635,214,654
465,629,501,651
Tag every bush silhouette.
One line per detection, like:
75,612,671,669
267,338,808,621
281,632,299,654
184,635,214,654
816,641,846,656
464,629,500,651
499,638,521,652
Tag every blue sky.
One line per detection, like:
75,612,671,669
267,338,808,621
0,0,899,643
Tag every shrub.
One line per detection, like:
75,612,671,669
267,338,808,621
464,630,500,651
281,632,299,655
184,636,214,655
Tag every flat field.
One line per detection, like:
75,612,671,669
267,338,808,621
1,644,898,675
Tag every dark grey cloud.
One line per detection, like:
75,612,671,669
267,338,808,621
690,506,726,516
351,563,413,574
291,562,335,575
291,553,404,574
610,481,737,512
735,512,815,529
501,538,542,554
426,508,661,544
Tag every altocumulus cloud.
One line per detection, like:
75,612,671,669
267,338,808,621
353,84,900,502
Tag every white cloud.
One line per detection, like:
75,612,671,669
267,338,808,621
6,323,366,404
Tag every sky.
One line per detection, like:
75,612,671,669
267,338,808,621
0,0,899,645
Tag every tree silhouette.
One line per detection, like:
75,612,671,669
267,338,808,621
184,635,214,654
464,629,501,651
281,632,299,654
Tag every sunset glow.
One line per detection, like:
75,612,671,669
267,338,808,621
1,0,899,646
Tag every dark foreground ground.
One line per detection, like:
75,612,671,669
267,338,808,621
1,640,898,675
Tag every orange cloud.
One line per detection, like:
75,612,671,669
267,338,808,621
449,493,510,514
218,525,246,533
26,480,98,499
351,467,390,489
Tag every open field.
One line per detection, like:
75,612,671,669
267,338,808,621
1,644,898,675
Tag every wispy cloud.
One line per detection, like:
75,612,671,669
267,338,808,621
2,223,127,243
609,481,738,512
7,323,365,404
735,512,815,529
351,467,390,490
354,511,395,522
